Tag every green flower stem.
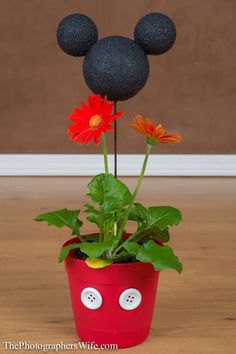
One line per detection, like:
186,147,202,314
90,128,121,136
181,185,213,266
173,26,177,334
101,133,109,175
112,144,152,255
132,143,152,201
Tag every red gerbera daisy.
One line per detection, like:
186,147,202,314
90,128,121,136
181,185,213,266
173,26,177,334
67,95,123,144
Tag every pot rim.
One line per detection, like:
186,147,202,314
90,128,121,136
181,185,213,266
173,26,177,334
63,233,138,267
63,233,162,268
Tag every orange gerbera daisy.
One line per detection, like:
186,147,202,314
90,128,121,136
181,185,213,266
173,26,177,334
130,115,182,146
68,95,123,144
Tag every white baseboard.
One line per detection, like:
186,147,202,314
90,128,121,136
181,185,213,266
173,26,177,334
0,154,235,176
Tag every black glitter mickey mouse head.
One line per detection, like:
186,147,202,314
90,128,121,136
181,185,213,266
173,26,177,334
57,12,176,102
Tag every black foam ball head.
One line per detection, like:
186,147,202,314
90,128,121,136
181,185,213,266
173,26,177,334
134,12,176,55
56,14,98,57
83,36,149,101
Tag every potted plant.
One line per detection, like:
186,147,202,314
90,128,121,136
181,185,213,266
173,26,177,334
35,94,183,348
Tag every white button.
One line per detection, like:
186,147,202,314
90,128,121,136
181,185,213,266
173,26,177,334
81,287,102,310
119,288,142,310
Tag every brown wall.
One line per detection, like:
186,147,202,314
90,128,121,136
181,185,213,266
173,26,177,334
0,0,235,154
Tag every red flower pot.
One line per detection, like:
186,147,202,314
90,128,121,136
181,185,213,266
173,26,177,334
64,237,160,348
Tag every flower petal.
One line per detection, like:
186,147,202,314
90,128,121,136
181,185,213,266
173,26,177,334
67,95,123,145
130,115,182,146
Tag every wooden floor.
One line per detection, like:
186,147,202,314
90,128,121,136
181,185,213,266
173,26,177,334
0,177,236,354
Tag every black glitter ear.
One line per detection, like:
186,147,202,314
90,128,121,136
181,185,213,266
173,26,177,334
56,14,98,57
134,13,176,55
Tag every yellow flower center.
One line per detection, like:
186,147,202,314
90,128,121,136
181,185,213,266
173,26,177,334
89,114,102,129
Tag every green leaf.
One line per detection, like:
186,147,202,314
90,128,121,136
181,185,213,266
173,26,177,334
134,227,170,243
79,240,114,258
111,250,136,263
145,227,170,243
82,233,100,242
128,203,149,230
35,208,82,235
84,204,115,226
58,243,80,262
136,240,183,273
87,174,132,212
123,241,141,255
128,203,171,243
147,206,182,230
58,240,115,262
84,204,102,226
